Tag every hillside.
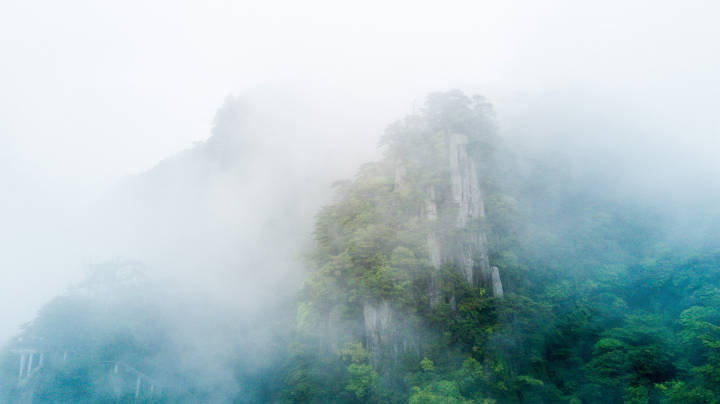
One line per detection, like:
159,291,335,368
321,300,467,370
2,90,719,403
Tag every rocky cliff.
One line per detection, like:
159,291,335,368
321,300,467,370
394,130,502,306
362,128,502,359
308,90,503,364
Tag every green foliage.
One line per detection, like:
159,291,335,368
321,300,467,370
346,363,379,400
420,357,435,372
12,90,720,402
282,90,720,403
656,381,718,404
408,380,473,404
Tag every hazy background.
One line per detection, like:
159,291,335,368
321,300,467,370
1,0,719,344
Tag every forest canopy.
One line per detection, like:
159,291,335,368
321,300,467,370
2,91,719,403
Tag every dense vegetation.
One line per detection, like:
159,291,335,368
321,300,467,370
2,91,719,403
276,91,720,403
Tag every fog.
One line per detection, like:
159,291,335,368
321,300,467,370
1,0,720,401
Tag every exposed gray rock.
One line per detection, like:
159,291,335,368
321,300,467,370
426,232,443,307
442,132,500,295
363,300,393,354
363,300,421,362
491,266,504,298
448,132,499,294
415,131,503,304
365,126,504,362
423,185,443,307
448,134,484,227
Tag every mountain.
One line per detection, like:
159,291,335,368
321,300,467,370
278,91,720,403
3,90,720,403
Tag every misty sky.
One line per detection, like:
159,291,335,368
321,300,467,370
2,0,718,183
1,0,719,343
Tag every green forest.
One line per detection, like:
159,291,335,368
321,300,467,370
2,90,719,403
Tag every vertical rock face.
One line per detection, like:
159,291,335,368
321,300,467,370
361,93,503,363
363,300,421,362
363,300,418,361
448,133,490,287
448,134,484,228
363,300,393,354
490,266,504,298
426,232,443,307
422,186,443,307
416,131,502,302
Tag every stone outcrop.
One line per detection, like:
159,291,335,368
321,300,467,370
411,132,503,303
363,300,394,356
490,266,504,297
448,134,484,228
363,300,420,362
364,125,503,360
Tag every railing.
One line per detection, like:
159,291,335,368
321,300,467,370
104,360,162,399
9,349,165,400
9,349,43,386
